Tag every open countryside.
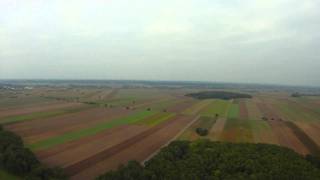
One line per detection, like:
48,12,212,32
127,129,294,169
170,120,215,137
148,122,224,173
1,81,320,179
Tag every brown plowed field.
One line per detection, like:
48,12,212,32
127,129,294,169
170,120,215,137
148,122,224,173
41,125,148,167
7,108,131,143
167,99,195,113
0,102,84,119
257,103,309,154
68,115,193,180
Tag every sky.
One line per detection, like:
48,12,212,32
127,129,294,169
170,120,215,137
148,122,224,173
0,0,319,86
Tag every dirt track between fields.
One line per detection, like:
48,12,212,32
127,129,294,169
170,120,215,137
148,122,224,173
239,100,248,119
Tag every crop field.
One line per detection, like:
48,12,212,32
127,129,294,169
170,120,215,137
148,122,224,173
1,87,320,179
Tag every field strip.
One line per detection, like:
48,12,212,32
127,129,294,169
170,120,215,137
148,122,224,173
132,98,171,109
64,114,180,176
257,102,309,154
0,105,92,125
136,112,175,126
142,115,200,164
41,125,149,167
284,121,320,156
69,115,194,180
29,110,157,151
209,118,227,141
239,100,249,119
36,125,143,159
183,100,212,115
6,107,128,136
0,102,84,120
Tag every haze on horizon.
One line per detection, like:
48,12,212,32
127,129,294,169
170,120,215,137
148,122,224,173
0,0,319,87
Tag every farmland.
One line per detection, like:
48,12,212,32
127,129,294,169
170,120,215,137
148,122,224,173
1,82,320,179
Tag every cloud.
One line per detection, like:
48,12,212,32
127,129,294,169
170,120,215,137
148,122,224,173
0,0,319,86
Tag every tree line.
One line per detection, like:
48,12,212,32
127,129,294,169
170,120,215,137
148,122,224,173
0,125,67,180
97,140,320,180
186,91,252,100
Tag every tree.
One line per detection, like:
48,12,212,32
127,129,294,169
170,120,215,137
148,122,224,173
2,146,39,175
195,128,208,136
0,130,23,153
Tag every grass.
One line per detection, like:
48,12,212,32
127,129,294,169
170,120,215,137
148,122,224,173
0,169,21,180
137,112,175,126
183,100,212,115
249,120,277,144
227,104,239,119
194,116,217,129
29,110,157,151
246,100,263,120
178,116,217,141
222,118,253,142
201,99,231,117
276,101,318,122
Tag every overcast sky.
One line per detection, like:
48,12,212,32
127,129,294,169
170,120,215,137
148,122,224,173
0,0,319,86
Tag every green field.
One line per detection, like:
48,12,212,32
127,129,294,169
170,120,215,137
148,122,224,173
183,100,212,115
137,112,175,126
29,110,157,150
179,116,216,140
221,118,253,142
276,101,319,122
227,103,239,119
201,99,231,117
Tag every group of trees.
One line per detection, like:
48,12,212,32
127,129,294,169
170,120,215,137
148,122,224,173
0,125,67,180
186,91,252,100
195,128,208,136
97,140,320,180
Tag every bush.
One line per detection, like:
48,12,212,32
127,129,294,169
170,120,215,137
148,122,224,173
0,130,23,153
195,128,208,136
2,146,39,175
306,154,320,169
97,161,145,180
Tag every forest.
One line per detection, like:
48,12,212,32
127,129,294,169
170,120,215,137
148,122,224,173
0,125,67,180
97,140,320,180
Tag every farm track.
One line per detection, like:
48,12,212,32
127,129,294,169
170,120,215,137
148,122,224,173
239,100,249,119
70,115,193,180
